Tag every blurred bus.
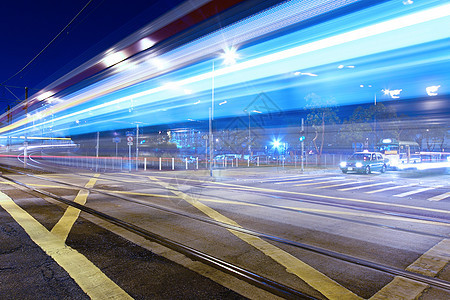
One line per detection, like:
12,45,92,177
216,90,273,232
376,139,421,169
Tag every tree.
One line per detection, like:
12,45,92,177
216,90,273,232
305,93,339,162
337,103,402,151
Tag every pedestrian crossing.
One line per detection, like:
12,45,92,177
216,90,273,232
273,175,449,201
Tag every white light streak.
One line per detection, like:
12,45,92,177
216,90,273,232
103,51,126,67
383,89,402,99
220,46,239,65
37,91,53,101
426,85,440,96
138,38,155,51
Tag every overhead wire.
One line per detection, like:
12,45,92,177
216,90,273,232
1,0,94,86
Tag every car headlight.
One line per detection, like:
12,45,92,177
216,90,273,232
355,162,363,168
340,162,347,168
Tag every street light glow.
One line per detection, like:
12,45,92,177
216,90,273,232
220,46,239,65
426,85,440,96
383,89,402,99
272,139,281,149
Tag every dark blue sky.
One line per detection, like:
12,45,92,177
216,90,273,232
0,0,184,111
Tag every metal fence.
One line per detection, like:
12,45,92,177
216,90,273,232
37,153,347,172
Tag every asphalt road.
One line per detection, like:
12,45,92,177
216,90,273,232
1,162,449,299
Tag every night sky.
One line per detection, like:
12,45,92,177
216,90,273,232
0,0,184,112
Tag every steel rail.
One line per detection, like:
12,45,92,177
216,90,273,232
1,167,450,292
0,171,314,300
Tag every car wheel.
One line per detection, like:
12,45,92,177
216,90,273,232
381,165,386,173
365,166,371,174
342,170,347,174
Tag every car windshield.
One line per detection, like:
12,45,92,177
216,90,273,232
349,153,371,161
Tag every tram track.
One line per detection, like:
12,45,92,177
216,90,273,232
1,164,450,294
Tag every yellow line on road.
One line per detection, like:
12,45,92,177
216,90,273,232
199,198,450,227
51,174,100,242
124,174,449,215
0,191,132,300
196,179,450,215
148,176,362,300
100,189,174,199
370,239,450,299
0,180,15,185
28,183,80,190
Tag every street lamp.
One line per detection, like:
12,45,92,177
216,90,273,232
209,46,239,176
244,109,262,158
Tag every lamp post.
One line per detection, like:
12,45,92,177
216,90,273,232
209,47,239,176
245,109,262,158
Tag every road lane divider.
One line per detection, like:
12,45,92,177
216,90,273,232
51,174,100,242
148,176,362,300
146,175,449,216
370,239,450,299
0,191,132,300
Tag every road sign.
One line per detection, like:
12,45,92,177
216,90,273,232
113,137,121,143
127,136,133,142
127,142,133,146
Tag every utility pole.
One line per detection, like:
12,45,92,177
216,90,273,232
301,118,305,172
95,131,99,172
136,123,139,171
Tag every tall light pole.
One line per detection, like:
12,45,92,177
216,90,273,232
245,109,261,158
209,47,239,177
209,61,214,177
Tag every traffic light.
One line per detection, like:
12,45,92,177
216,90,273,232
299,129,305,142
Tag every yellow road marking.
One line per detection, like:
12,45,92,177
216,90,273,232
369,277,428,300
370,239,450,299
198,198,449,227
51,174,100,242
428,192,450,202
28,183,80,190
0,191,132,299
100,189,174,199
121,174,449,215
0,181,15,185
148,175,449,215
406,239,450,277
196,179,450,215
149,176,362,300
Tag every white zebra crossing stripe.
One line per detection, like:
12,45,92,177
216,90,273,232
428,192,450,202
339,182,393,191
294,179,347,186
275,177,337,185
394,186,442,198
316,181,364,189
365,184,417,194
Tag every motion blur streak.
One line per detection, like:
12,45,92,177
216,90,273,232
0,0,448,142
